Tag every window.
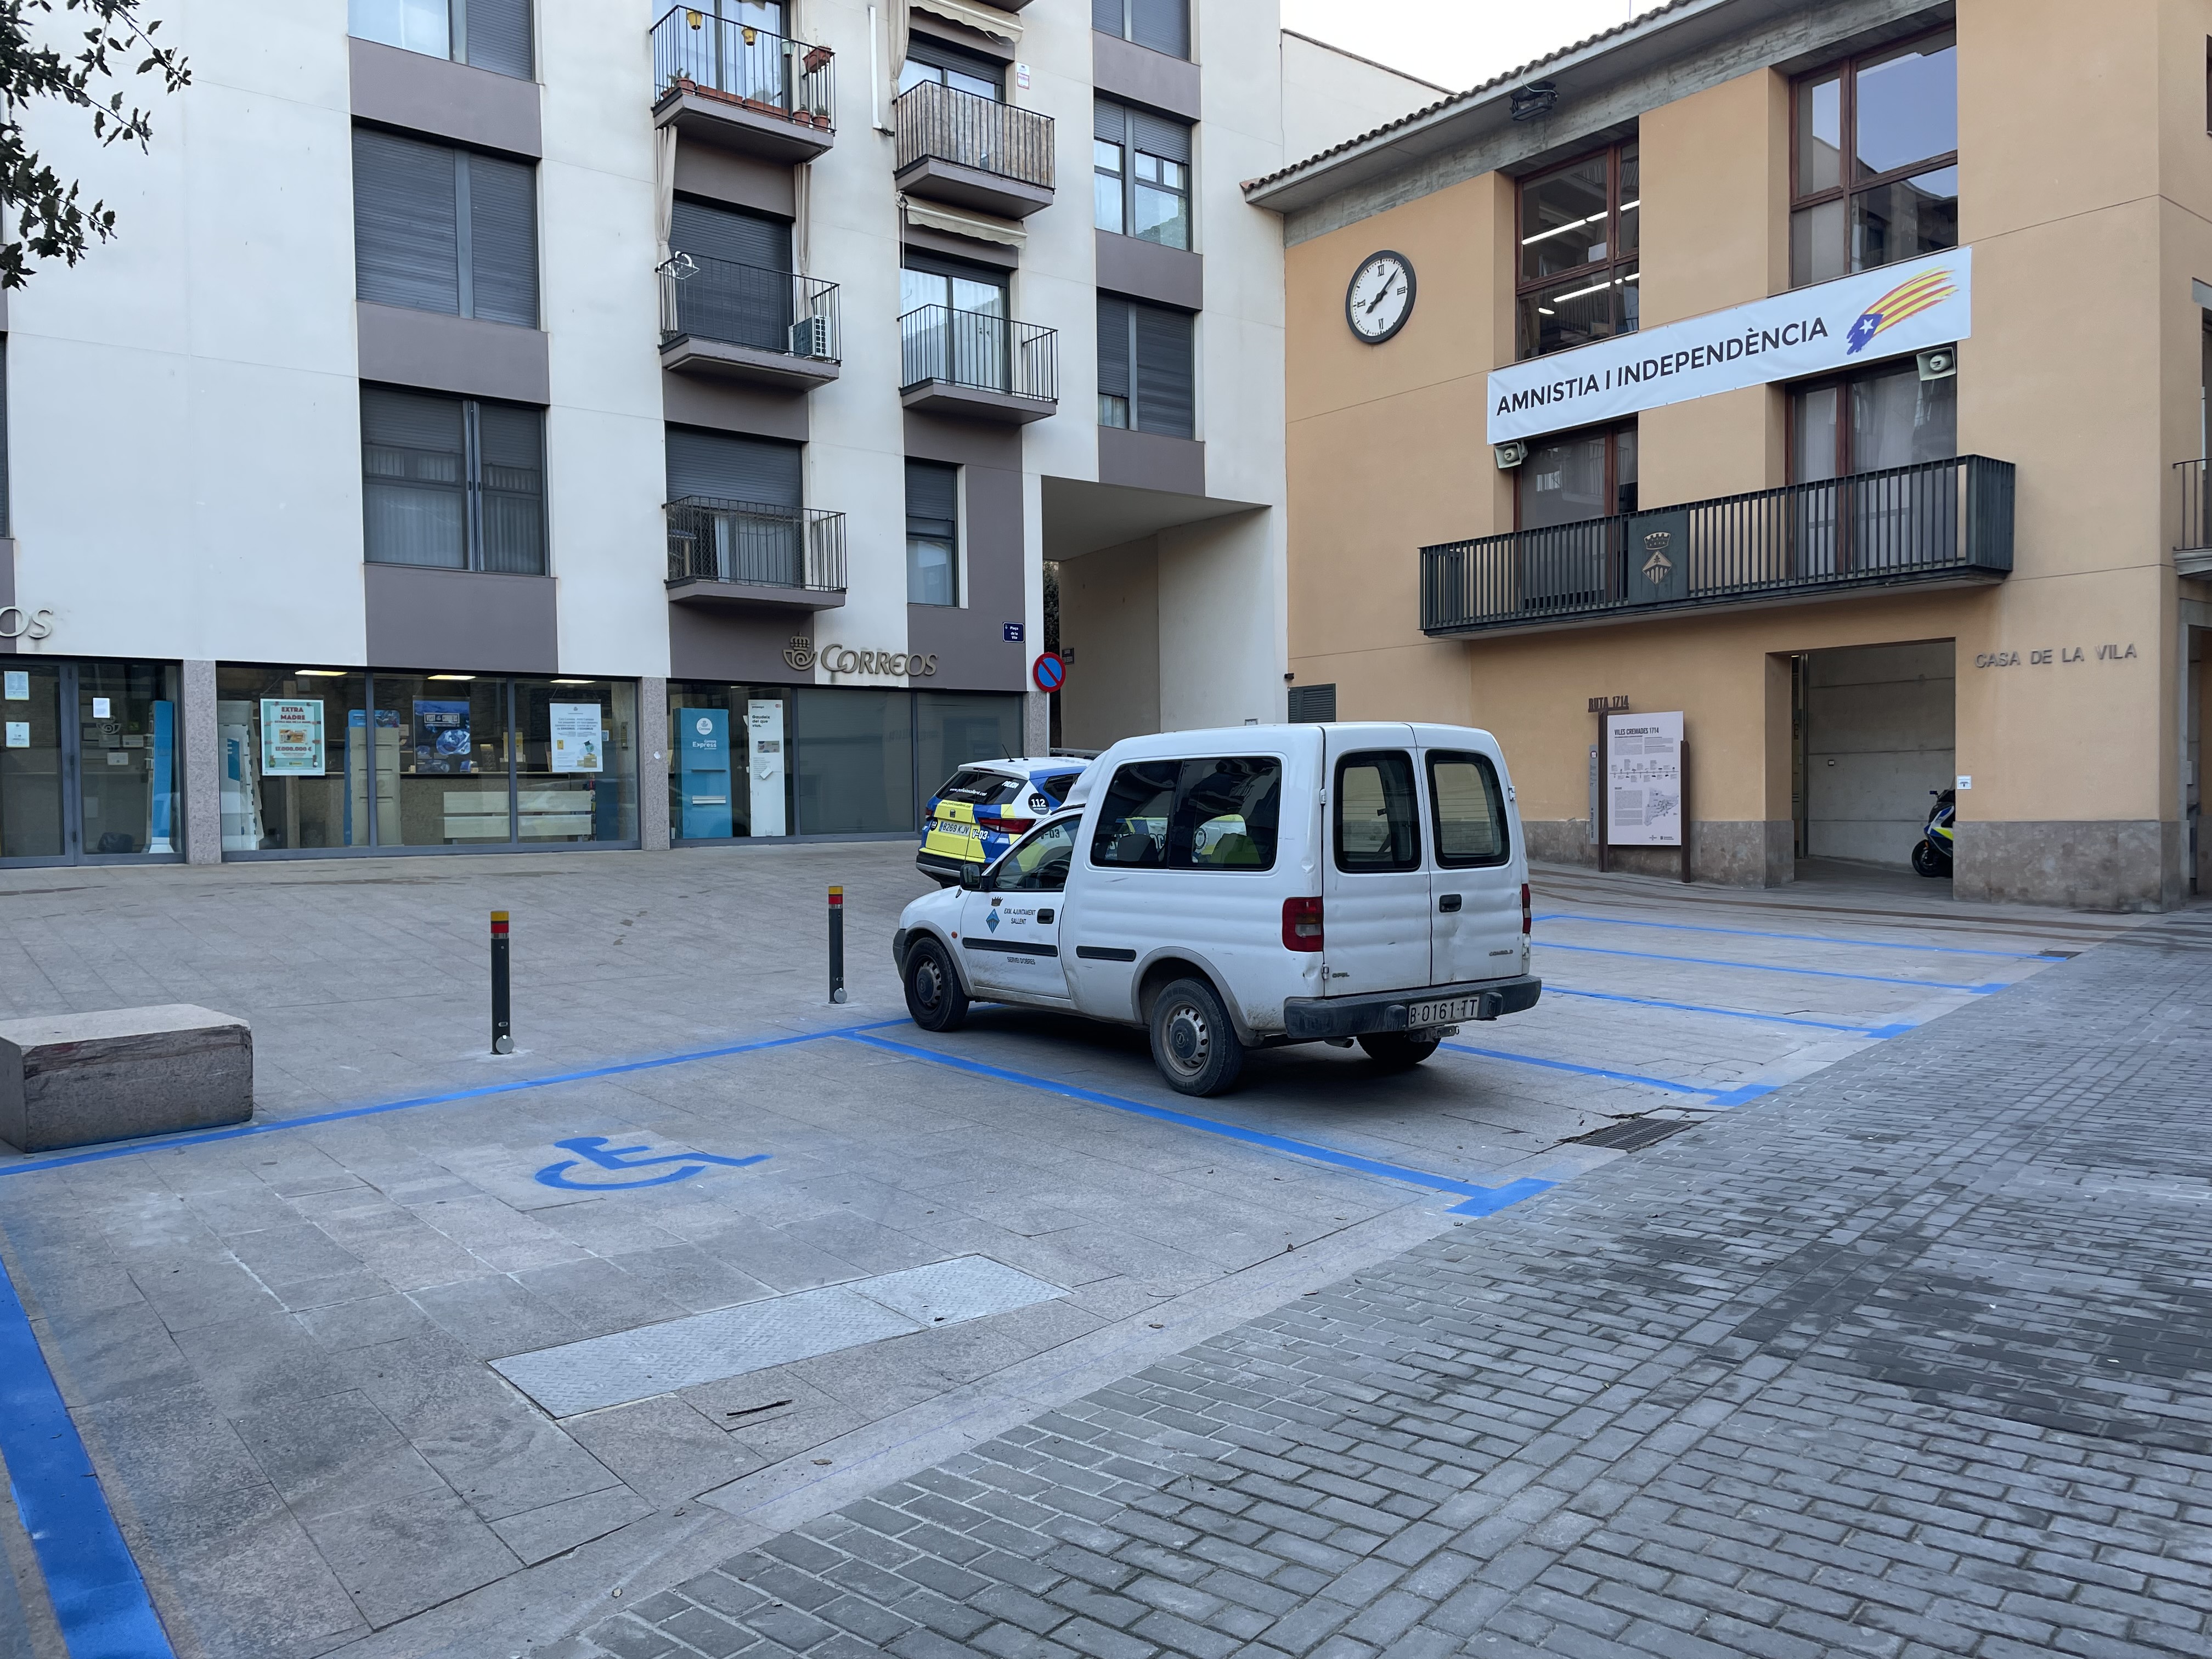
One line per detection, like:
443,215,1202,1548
1092,0,1189,60
1090,757,1282,870
669,197,795,350
1428,752,1508,867
992,818,1076,891
1788,358,1955,481
1791,31,1957,287
1516,142,1638,360
898,35,1002,100
0,334,9,536
349,0,533,80
1286,684,1336,723
362,387,545,573
1098,296,1194,437
907,460,958,606
353,129,538,326
1334,751,1420,873
901,252,1010,392
665,427,804,586
1518,424,1635,528
1094,98,1191,249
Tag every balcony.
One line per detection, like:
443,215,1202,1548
898,306,1057,424
1421,455,2015,637
651,5,834,162
659,255,839,390
2174,459,2212,579
665,498,847,612
893,82,1054,219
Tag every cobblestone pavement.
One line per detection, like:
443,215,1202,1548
575,910,2212,1659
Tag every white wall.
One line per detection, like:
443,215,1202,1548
1805,641,1956,868
1278,31,1442,167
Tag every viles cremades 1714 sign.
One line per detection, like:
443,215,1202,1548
1487,248,1972,444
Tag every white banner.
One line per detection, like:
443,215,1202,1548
1605,712,1683,848
1489,249,1971,443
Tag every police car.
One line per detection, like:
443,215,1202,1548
917,757,1088,885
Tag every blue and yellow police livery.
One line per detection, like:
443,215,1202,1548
917,757,1087,885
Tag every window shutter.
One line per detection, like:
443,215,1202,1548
463,0,533,77
1093,96,1126,144
353,129,460,315
1132,303,1194,438
1288,684,1337,723
670,198,792,271
1096,296,1132,401
465,153,538,326
475,402,546,573
1130,109,1191,164
904,459,958,532
361,387,467,567
1129,0,1188,58
665,426,803,508
1091,0,1124,37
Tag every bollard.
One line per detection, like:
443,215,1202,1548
828,887,848,1005
490,910,514,1054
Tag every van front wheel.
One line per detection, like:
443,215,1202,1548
1358,1032,1441,1070
904,938,970,1032
1149,978,1245,1097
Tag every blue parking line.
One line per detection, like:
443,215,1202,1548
1442,1042,1782,1111
0,1251,177,1659
1535,912,2050,960
1546,985,1916,1039
1533,939,2007,993
839,1030,1555,1212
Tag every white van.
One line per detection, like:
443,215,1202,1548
891,723,1541,1095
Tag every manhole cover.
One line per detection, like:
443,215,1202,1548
1572,1117,1696,1152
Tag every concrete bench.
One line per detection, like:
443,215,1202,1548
0,1006,252,1153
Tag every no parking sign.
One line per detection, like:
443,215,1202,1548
1032,652,1065,693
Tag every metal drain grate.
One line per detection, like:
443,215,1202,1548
1572,1116,1697,1153
2040,950,2081,960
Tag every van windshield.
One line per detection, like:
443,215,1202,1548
1091,757,1282,870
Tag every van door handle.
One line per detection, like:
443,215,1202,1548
1438,894,1463,912
1037,909,1054,924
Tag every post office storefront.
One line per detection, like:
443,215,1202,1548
1,658,184,866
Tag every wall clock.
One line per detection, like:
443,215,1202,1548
1346,250,1415,344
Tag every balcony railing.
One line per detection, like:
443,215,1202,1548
2177,458,2212,555
1421,455,2016,636
894,81,1054,190
898,306,1057,401
651,6,833,129
660,254,839,360
665,498,847,594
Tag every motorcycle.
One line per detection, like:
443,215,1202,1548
1912,788,1955,878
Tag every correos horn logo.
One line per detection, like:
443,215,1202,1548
1846,268,1957,355
695,716,713,736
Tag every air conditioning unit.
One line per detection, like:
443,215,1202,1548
1494,440,1529,470
789,316,832,359
1917,346,1957,381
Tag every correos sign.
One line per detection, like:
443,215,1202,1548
1487,247,1973,444
0,606,54,641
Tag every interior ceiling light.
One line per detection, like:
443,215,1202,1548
427,674,476,681
294,669,346,676
550,679,595,685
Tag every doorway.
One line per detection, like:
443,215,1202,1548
0,659,183,865
1791,641,1955,871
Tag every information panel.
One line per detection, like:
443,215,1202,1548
1605,711,1683,848
259,698,325,776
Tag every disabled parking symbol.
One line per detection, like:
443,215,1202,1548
533,1136,769,1192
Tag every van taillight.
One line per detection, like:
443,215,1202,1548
1521,883,1532,935
1282,896,1324,952
995,817,1033,835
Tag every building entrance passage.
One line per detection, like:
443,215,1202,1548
0,659,182,866
1793,641,1955,871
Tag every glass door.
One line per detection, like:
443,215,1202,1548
1,661,181,866
1,662,66,861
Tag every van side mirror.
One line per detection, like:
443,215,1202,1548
958,863,983,891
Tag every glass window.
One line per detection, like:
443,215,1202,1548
362,388,545,574
918,693,1024,810
1093,139,1124,234
1097,295,1194,439
899,38,1002,100
1428,752,1508,868
992,818,1075,891
666,683,794,840
0,660,63,860
793,687,913,834
351,0,533,76
1334,751,1420,873
906,459,958,607
1,661,184,864
1518,425,1635,529
1094,100,1192,251
1791,31,1957,286
1515,143,1638,362
1091,757,1280,870
1790,359,1955,479
513,679,636,844
370,674,509,846
216,668,375,851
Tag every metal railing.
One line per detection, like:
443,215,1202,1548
665,498,847,592
1421,455,2016,635
894,81,1054,189
659,254,839,361
651,7,834,129
898,306,1057,402
2177,458,2212,553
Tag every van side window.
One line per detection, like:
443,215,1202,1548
1335,751,1421,872
1091,757,1283,870
993,818,1076,891
1428,751,1510,867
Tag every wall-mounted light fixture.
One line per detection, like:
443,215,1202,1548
1510,80,1558,122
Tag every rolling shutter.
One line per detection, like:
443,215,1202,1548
353,129,460,315
1132,302,1194,438
464,0,533,78
670,199,792,272
1129,0,1188,58
1129,108,1190,164
1091,0,1122,34
1093,97,1125,145
905,460,957,532
466,153,538,326
1096,295,1132,405
476,402,546,574
665,427,803,507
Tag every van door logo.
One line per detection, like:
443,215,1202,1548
1640,531,1675,585
533,1136,768,1192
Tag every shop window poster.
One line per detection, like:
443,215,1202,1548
411,699,475,774
550,702,604,772
261,699,325,776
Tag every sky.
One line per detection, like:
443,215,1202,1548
1278,0,1665,94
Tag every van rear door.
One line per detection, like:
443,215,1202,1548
1417,733,1521,985
1319,726,1431,995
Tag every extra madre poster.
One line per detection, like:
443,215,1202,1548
261,699,325,775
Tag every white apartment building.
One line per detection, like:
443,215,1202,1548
0,0,1430,866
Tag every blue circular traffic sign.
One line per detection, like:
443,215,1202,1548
1032,652,1066,693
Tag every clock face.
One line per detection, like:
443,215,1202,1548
1346,251,1415,343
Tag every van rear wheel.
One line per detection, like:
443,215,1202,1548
903,938,970,1032
1358,1032,1441,1070
1148,977,1245,1097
